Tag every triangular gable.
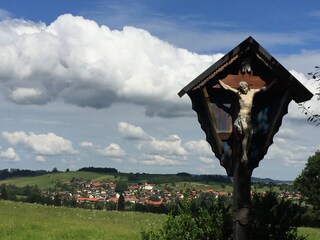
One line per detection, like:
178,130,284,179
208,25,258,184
179,36,312,103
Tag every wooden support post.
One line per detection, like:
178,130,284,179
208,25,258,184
233,157,252,240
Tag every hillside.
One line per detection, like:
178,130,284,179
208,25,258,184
0,171,120,189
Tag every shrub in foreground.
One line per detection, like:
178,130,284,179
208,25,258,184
142,191,306,240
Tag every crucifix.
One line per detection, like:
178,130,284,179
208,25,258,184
218,72,276,166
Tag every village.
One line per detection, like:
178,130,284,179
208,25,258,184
46,178,302,210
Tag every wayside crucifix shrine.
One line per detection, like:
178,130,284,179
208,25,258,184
178,37,313,240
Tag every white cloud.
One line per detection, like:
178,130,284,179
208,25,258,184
265,136,317,168
138,134,188,155
139,154,185,166
97,143,125,158
79,141,94,147
0,147,20,162
185,140,213,156
289,70,318,96
281,50,320,74
118,122,150,140
35,155,45,162
0,8,12,20
0,14,219,117
9,87,43,104
199,156,215,165
2,131,76,155
79,140,125,160
1,14,315,119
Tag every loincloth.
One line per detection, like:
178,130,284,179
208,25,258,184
234,115,251,134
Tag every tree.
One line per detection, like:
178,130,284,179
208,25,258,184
117,193,125,211
251,191,305,240
294,150,320,209
0,184,8,200
53,194,62,206
115,181,128,193
294,151,320,227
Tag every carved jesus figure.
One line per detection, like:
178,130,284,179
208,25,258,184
218,79,274,163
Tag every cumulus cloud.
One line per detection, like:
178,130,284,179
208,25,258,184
79,141,94,147
265,133,318,168
138,134,188,155
0,14,219,117
2,131,76,155
185,140,213,156
9,87,44,104
275,127,298,140
139,154,186,166
118,122,150,140
199,156,215,165
1,14,315,119
35,155,45,162
0,147,20,162
97,143,125,158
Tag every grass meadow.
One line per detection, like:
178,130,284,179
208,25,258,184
298,227,320,240
1,200,320,239
0,200,165,240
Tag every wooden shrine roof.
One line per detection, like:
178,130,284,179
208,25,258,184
178,36,313,103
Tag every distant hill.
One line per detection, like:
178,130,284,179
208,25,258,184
251,177,293,185
0,167,292,190
0,169,48,180
78,166,118,173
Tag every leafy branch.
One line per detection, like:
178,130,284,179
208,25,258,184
298,66,320,126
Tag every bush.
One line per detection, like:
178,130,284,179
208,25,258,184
251,191,305,240
300,208,320,227
142,194,232,240
142,191,306,240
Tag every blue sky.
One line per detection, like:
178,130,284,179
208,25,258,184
0,0,319,180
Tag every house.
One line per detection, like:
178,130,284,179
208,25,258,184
107,197,118,203
77,197,100,203
143,184,155,190
125,196,138,204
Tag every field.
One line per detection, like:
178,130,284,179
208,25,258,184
1,200,320,239
0,200,165,240
298,227,320,240
0,172,120,189
1,172,320,239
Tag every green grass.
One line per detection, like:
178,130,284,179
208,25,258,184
298,227,320,240
0,200,165,240
1,200,320,240
0,172,119,189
